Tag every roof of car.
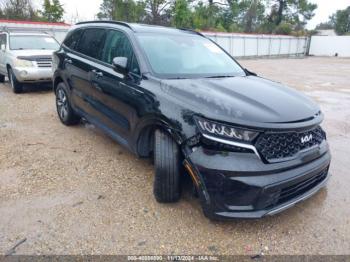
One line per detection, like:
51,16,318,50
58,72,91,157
0,31,51,36
10,32,50,36
76,20,204,36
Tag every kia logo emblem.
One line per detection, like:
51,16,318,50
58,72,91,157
301,134,313,143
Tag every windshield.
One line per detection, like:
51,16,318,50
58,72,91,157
136,33,245,79
10,35,60,50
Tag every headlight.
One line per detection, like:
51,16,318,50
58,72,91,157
14,58,34,67
194,116,258,142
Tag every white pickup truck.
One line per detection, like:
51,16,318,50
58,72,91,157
0,31,60,93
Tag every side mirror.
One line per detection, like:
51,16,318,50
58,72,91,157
0,44,5,51
244,68,257,76
112,57,128,75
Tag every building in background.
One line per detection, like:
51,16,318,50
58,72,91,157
0,20,70,42
315,29,337,36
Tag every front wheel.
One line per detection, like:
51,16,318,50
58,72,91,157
55,82,80,125
8,68,23,93
153,129,182,203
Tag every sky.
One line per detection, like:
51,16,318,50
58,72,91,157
45,0,350,29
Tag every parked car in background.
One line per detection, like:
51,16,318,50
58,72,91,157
53,21,331,220
0,31,60,93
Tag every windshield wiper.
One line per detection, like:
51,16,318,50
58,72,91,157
166,77,188,79
205,75,234,78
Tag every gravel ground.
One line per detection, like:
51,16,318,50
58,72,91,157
0,57,349,255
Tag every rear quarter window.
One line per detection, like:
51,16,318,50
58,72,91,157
63,29,83,50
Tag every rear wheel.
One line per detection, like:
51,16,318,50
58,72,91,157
8,68,22,93
55,82,80,125
153,129,181,203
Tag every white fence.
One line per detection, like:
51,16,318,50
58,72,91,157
203,32,308,58
309,36,350,57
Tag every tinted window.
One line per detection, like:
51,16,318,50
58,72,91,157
136,33,245,78
76,28,106,60
10,35,59,50
63,29,83,50
101,30,140,74
0,34,6,47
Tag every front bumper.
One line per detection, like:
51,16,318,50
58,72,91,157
186,141,331,219
13,67,52,82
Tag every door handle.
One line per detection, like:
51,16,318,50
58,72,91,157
91,69,103,78
64,58,72,64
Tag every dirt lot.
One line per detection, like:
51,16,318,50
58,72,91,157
0,57,349,255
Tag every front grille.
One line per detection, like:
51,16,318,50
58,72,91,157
255,126,326,162
277,168,328,205
35,57,52,68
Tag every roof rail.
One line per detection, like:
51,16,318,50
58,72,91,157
179,28,205,37
76,20,134,31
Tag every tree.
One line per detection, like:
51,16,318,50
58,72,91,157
239,0,265,33
0,0,40,20
315,6,350,35
265,0,317,33
332,7,350,35
144,0,173,25
97,0,116,20
172,0,192,28
97,0,146,22
315,21,334,30
192,1,222,30
95,0,318,35
41,0,64,22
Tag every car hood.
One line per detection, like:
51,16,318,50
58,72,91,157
11,49,55,58
160,76,321,128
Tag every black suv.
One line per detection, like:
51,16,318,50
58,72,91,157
53,21,331,220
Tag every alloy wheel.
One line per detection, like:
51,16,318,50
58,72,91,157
56,88,68,121
9,70,14,90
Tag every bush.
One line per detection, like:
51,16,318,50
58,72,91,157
274,22,293,35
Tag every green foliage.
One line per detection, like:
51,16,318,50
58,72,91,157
192,1,221,30
315,22,334,30
92,0,319,35
41,0,64,22
333,7,350,35
172,0,192,28
97,0,115,20
274,22,292,35
144,0,172,25
315,6,350,35
0,0,64,22
265,0,317,33
0,0,41,21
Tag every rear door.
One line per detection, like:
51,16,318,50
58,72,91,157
64,28,107,118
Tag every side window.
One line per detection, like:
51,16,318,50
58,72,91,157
75,28,106,60
0,34,6,48
63,29,83,50
101,30,140,75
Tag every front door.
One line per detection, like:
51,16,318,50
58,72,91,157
88,29,144,146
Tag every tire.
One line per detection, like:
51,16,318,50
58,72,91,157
55,82,80,125
153,129,181,203
0,74,5,83
8,68,23,93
